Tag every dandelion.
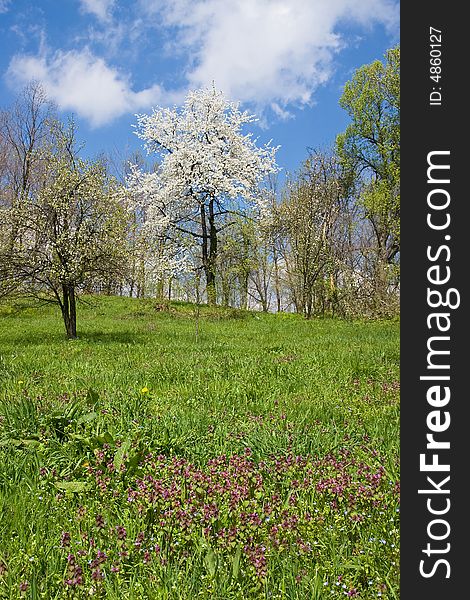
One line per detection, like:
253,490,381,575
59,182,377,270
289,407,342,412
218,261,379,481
141,386,149,394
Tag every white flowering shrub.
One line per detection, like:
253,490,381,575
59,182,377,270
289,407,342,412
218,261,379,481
0,123,129,337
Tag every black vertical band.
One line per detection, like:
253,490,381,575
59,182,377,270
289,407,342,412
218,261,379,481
401,4,466,598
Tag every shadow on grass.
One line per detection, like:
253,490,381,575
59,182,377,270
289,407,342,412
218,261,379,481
77,331,147,345
4,330,146,346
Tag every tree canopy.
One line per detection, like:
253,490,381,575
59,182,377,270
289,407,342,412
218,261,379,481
336,46,400,276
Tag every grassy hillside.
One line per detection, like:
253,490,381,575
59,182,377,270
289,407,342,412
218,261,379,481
0,297,399,599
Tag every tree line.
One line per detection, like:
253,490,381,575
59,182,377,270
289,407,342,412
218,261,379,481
0,47,399,338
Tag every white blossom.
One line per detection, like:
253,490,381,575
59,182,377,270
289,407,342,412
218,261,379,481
128,85,279,299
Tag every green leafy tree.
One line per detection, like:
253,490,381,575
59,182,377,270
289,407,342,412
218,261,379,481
336,46,400,305
276,151,344,318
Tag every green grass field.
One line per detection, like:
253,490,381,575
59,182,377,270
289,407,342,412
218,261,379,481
0,297,399,599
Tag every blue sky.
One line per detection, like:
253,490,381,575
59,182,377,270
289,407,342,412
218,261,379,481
0,0,399,177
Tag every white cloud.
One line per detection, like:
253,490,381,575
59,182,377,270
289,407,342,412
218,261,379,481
0,0,11,13
143,0,399,109
270,102,294,121
3,0,398,127
6,48,168,127
79,0,115,22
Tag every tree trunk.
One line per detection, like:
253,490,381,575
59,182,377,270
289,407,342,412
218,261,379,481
201,200,218,305
272,245,282,312
156,278,164,300
168,277,172,301
61,284,77,339
207,198,218,305
239,274,249,310
206,270,216,305
220,274,231,307
138,256,146,298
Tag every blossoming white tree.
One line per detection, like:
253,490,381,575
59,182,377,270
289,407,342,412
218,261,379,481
125,165,193,299
131,86,279,304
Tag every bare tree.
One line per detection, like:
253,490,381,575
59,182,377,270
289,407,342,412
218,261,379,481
0,82,56,208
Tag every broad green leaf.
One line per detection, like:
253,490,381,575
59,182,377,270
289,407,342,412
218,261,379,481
86,388,99,405
204,549,217,578
54,481,91,493
76,411,98,425
114,439,131,471
231,546,242,579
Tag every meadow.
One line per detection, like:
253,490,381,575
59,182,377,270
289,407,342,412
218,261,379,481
0,297,399,599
